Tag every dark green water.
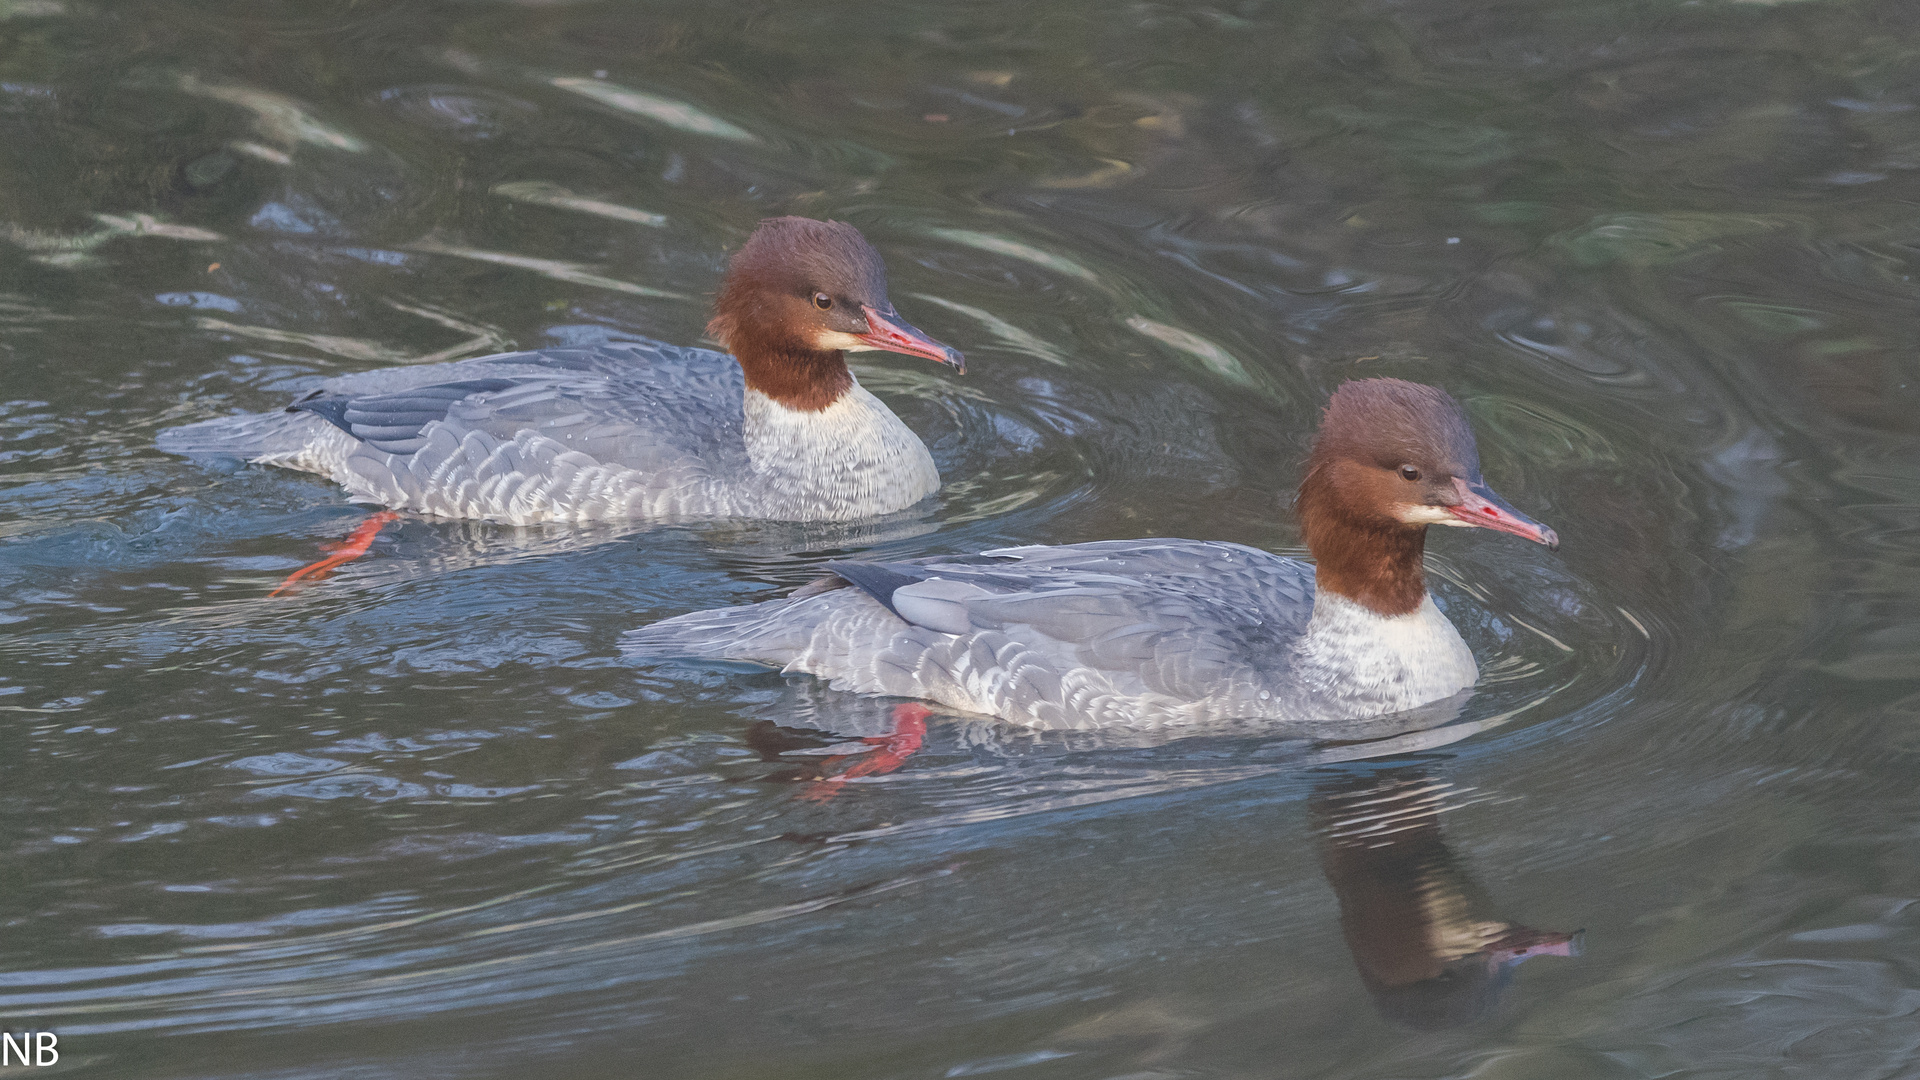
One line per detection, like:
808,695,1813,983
3,1,1918,1077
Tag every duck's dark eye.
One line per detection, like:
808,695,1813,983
813,293,833,310
1399,465,1421,482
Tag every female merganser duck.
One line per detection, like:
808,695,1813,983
624,379,1559,729
157,217,964,524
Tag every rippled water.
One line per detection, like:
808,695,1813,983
3,1,1919,1076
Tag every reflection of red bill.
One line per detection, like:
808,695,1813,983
1486,926,1584,968
798,703,931,804
270,511,400,597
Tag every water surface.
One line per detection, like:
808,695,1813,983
3,1,1919,1077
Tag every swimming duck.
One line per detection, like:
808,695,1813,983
624,379,1558,729
157,217,964,524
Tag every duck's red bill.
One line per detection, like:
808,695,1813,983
1448,478,1558,550
857,305,965,373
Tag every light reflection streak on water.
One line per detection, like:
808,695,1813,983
548,77,760,143
489,181,669,228
404,241,688,299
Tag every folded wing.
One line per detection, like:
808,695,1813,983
628,539,1317,729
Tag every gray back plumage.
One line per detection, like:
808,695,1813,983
626,539,1334,730
286,343,749,470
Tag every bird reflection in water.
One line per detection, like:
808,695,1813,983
743,688,1582,1048
1312,767,1581,1029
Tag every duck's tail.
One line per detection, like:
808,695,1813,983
156,409,331,459
622,578,862,665
621,598,800,664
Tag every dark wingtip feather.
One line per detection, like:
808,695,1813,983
822,561,926,619
287,395,351,432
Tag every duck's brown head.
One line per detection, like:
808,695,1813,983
1297,379,1557,616
707,217,964,411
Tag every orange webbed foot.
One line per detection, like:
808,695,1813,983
797,704,931,803
270,511,401,597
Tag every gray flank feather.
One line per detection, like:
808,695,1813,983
156,340,941,524
624,538,1484,731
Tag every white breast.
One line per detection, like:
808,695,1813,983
1287,592,1479,718
739,382,941,521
